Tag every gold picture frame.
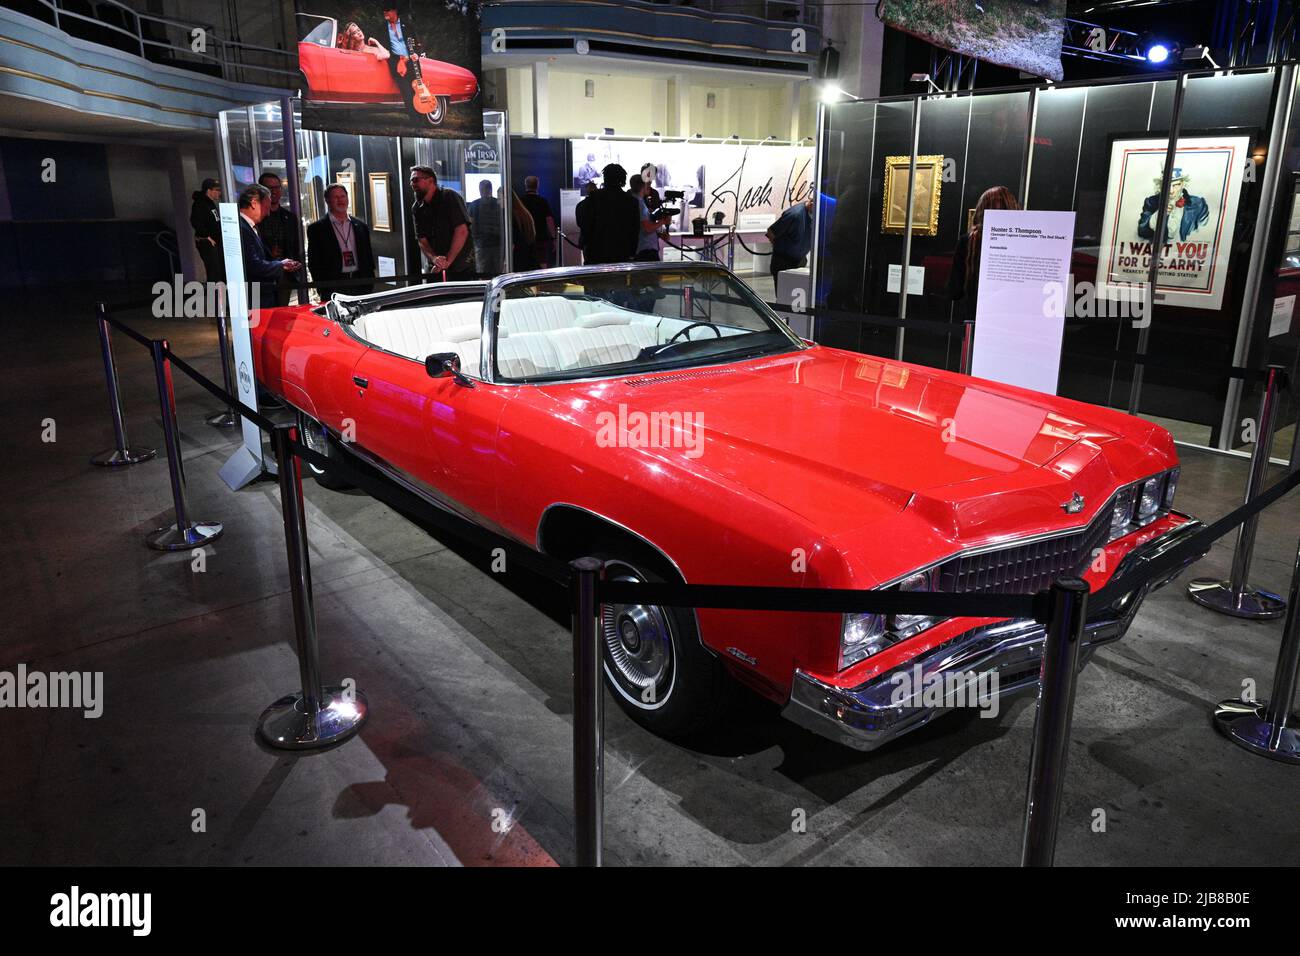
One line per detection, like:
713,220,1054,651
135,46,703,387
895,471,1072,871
335,170,356,216
368,172,392,232
881,155,943,236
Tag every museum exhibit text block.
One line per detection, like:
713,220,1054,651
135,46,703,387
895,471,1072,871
971,209,1077,395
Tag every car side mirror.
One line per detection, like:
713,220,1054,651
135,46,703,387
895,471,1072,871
425,351,475,388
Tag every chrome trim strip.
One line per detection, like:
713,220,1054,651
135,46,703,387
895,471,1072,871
536,502,689,582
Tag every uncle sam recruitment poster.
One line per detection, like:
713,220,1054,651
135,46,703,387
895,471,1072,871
1095,134,1250,311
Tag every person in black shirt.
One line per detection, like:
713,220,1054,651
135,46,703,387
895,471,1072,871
190,178,224,284
256,172,301,305
520,175,555,267
409,164,475,279
578,164,640,265
948,185,1020,321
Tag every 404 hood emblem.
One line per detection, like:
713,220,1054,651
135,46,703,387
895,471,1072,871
1062,492,1085,514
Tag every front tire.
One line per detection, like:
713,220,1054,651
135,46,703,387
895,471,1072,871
425,96,448,125
297,412,351,490
593,551,730,739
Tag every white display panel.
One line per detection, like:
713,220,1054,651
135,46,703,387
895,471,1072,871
971,209,1077,395
216,202,269,490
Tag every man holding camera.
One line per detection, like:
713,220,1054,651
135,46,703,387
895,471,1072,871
629,174,671,261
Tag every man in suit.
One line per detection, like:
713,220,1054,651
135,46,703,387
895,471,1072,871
308,184,376,299
238,184,301,310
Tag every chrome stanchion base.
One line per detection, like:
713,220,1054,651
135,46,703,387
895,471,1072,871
258,687,369,750
146,521,223,551
91,446,156,467
1186,579,1287,619
1212,698,1300,765
205,410,238,429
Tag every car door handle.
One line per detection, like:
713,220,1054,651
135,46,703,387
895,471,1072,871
352,375,369,388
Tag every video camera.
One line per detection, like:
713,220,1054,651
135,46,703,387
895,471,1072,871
655,189,685,220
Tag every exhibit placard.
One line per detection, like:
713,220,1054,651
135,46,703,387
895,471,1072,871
971,209,1077,395
1095,135,1249,311
216,202,269,491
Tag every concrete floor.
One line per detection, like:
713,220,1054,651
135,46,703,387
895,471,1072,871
3,289,1299,867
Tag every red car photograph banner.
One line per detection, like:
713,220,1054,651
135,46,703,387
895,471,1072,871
296,1,483,139
879,0,1067,82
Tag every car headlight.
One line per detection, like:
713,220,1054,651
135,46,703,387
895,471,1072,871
1109,485,1137,540
1136,475,1162,523
839,569,945,669
1107,467,1179,542
840,612,889,669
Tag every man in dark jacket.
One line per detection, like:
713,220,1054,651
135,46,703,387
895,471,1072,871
238,184,301,310
190,178,224,284
307,184,376,298
578,164,640,265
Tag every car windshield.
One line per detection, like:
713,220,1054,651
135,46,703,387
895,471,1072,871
490,266,803,383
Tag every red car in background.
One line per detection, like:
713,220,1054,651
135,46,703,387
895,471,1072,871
297,14,478,126
251,263,1204,751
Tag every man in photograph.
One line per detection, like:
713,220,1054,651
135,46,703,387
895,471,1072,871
307,184,376,299
379,4,420,120
1138,166,1210,245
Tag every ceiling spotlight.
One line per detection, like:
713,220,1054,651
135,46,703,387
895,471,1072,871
1146,42,1171,64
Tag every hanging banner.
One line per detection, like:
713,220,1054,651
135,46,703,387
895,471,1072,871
971,209,1077,395
879,0,1067,82
296,1,483,139
569,141,814,231
1095,135,1250,312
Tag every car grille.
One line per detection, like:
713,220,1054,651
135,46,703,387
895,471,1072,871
935,506,1110,595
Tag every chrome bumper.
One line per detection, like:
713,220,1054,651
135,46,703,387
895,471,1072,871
781,517,1206,752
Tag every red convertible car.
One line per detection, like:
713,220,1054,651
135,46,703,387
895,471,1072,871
251,263,1202,750
297,14,478,125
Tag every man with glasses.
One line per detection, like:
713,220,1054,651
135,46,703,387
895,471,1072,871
409,165,475,280
256,172,301,305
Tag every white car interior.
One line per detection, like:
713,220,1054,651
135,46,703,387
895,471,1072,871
349,294,747,379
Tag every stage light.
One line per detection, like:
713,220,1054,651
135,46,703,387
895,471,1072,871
1146,43,1170,64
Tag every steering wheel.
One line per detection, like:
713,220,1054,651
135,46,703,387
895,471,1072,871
667,322,722,345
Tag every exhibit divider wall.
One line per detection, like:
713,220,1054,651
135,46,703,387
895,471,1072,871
815,63,1300,465
215,104,512,291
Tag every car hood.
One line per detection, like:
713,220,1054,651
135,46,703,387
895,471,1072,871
544,346,1170,546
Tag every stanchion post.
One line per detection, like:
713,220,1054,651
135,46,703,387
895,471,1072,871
1021,576,1089,867
571,556,604,867
206,294,238,429
1212,531,1300,763
258,424,368,749
91,303,156,467
145,338,223,551
960,319,975,376
1188,364,1287,619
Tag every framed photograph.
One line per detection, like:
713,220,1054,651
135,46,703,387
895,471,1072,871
335,170,356,216
1095,132,1252,311
881,155,943,236
369,173,392,232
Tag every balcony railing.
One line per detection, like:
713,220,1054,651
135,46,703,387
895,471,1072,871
3,0,299,88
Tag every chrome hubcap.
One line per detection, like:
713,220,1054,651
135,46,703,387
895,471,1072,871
602,566,673,707
300,416,327,474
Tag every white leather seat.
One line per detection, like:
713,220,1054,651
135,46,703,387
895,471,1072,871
495,333,560,378
548,325,658,369
352,300,483,362
497,295,601,333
